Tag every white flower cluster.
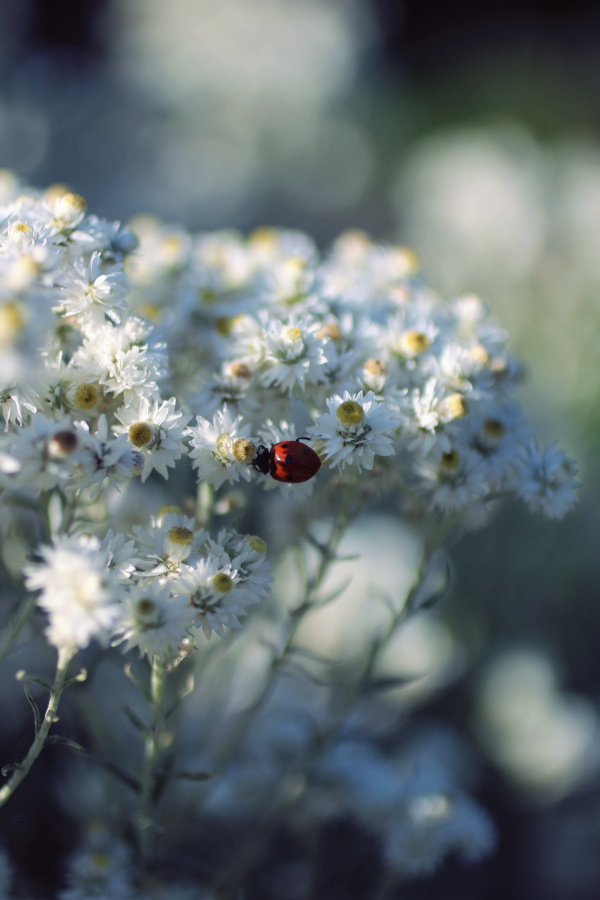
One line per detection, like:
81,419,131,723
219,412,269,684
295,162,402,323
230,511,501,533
24,517,271,657
0,177,579,657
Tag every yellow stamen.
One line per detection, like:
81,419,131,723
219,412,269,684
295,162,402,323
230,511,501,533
336,400,364,426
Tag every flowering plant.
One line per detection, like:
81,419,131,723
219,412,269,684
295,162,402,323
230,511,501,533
0,176,579,898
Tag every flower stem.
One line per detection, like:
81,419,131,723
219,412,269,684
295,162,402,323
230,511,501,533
138,655,168,865
0,646,73,808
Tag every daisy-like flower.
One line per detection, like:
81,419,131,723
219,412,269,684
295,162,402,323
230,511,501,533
186,405,256,489
112,580,192,661
205,529,273,605
417,446,488,515
133,511,206,576
76,415,144,497
511,441,580,519
55,251,129,327
25,534,124,653
308,390,398,472
113,395,191,482
404,377,469,455
71,320,166,405
259,312,328,393
5,414,84,491
174,556,249,639
100,529,142,582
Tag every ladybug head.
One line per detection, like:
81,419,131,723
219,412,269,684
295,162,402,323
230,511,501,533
252,444,271,476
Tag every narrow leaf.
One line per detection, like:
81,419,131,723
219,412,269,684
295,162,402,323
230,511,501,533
23,684,42,735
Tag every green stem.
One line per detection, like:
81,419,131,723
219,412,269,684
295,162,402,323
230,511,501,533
138,655,168,865
0,646,73,808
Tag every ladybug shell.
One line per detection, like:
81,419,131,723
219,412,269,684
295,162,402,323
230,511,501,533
269,440,321,483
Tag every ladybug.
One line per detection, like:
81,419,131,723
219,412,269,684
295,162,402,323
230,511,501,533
252,439,321,483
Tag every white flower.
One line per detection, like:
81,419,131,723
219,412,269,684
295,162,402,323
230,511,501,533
260,313,328,393
25,534,123,652
55,251,129,327
133,512,206,576
113,395,191,481
100,529,142,582
71,320,165,404
174,556,251,639
76,415,144,496
5,414,84,491
205,529,273,605
187,406,255,489
511,441,580,519
113,580,192,660
308,390,397,472
417,446,488,515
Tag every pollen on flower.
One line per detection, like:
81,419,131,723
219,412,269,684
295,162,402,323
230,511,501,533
482,418,506,441
469,344,490,366
336,399,364,426
439,393,468,421
52,192,87,227
400,330,430,356
215,316,233,336
211,572,234,594
231,437,255,463
73,383,99,410
167,526,194,547
440,450,461,472
226,361,252,380
247,535,267,554
316,322,341,341
128,422,154,449
8,221,32,242
248,226,278,251
136,597,157,619
282,326,303,344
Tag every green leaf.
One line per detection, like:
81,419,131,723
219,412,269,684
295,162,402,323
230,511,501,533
44,736,140,792
23,684,42,735
407,552,452,614
122,705,147,734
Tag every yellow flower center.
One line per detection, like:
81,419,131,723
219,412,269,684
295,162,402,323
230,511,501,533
231,437,256,463
211,572,234,594
316,322,341,341
440,450,460,472
73,383,99,410
282,326,302,344
128,422,154,449
215,316,232,335
136,598,156,619
336,400,364,426
400,330,430,356
483,418,506,440
167,526,194,547
247,535,267,554
469,344,490,366
439,393,468,422
226,361,252,380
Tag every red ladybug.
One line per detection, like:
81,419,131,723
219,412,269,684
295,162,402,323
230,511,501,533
253,439,321,483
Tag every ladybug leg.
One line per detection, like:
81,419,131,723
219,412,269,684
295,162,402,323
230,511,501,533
252,444,271,476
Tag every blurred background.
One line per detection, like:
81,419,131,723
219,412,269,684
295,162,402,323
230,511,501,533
2,1,600,897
